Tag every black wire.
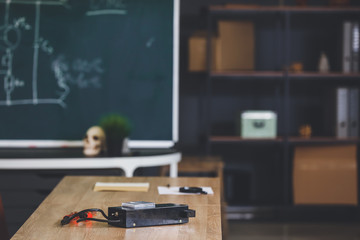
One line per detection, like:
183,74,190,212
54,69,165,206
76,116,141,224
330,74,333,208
75,208,108,219
90,208,109,219
61,208,109,225
77,218,121,224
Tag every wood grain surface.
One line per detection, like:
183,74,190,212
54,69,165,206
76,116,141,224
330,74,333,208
11,176,222,240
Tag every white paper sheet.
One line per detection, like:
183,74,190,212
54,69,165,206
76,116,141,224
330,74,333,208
157,186,214,195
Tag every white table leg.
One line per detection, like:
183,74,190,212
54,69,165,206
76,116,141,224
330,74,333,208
169,162,178,177
123,166,136,177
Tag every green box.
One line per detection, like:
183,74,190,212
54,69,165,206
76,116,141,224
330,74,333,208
240,111,277,138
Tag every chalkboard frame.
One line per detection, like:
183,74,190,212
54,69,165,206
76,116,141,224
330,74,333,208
0,0,179,149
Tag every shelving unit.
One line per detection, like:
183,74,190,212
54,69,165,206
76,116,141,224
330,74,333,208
210,136,359,144
204,4,360,220
211,71,360,79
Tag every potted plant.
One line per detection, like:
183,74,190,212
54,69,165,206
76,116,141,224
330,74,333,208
99,113,131,157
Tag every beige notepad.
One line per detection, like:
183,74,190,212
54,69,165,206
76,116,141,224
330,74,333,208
93,182,150,192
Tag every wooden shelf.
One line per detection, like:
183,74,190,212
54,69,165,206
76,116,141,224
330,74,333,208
289,137,359,144
209,71,360,80
210,136,283,143
209,5,360,14
210,136,359,144
210,71,283,79
289,72,360,79
204,1,360,212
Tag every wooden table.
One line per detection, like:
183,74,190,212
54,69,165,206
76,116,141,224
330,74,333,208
11,176,222,240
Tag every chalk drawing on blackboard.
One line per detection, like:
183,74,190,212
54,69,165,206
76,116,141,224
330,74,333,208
86,0,127,16
0,2,33,106
146,37,155,48
0,0,61,107
52,55,103,101
0,0,68,6
0,0,102,108
38,37,54,55
52,55,70,101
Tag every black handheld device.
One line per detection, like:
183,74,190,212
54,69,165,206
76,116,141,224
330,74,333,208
108,203,195,228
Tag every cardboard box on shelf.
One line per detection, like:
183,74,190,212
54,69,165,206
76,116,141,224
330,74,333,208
188,32,220,72
217,21,255,71
293,144,358,205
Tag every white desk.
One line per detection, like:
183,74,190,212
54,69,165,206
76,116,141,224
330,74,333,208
0,152,181,177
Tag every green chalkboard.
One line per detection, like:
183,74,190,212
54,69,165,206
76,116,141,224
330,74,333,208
0,0,178,147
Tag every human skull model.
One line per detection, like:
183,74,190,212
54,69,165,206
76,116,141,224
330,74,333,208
83,126,106,157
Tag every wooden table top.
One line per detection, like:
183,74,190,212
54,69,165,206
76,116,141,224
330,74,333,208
11,176,222,240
